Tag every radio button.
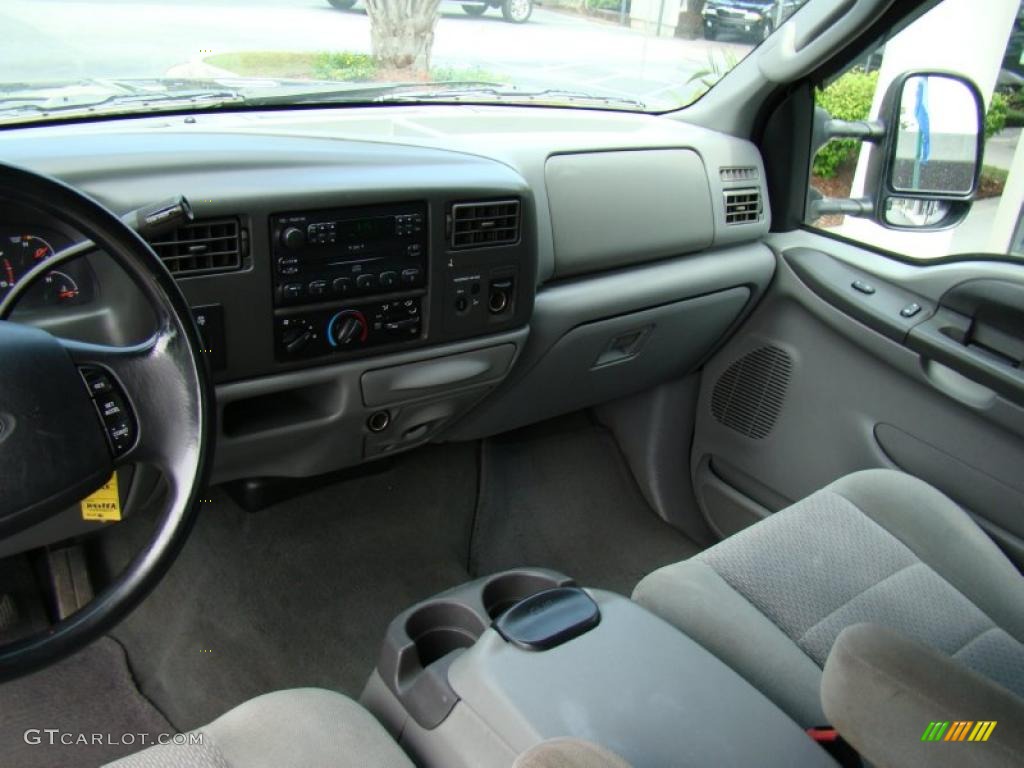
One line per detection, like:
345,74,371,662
379,271,399,290
356,273,378,292
282,283,304,301
308,279,328,297
332,277,353,296
401,268,423,287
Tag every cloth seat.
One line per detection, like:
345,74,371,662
105,688,413,768
633,469,1024,727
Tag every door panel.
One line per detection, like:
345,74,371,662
691,229,1024,568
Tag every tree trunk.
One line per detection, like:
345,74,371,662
364,0,442,78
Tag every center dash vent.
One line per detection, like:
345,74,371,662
723,188,762,225
149,217,246,277
450,200,520,249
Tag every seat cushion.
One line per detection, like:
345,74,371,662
633,469,1024,727
105,688,413,768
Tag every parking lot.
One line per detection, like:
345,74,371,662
1,0,752,109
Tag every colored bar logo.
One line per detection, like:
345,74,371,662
921,721,997,742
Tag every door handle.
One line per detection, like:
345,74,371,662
908,308,1024,407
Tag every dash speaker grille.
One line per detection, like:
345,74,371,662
711,346,792,439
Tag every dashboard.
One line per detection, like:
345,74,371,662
0,104,776,555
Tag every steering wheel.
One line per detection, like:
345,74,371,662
0,162,213,681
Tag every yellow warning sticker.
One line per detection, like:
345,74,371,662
81,473,121,522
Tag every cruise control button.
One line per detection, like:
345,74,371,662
98,393,127,421
108,421,134,449
81,368,113,396
356,273,378,292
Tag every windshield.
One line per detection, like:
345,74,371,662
0,0,808,125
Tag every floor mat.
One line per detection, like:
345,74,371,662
101,442,478,730
0,637,171,768
471,421,701,594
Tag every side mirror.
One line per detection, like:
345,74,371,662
808,71,985,231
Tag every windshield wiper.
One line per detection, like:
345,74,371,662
243,81,646,111
380,86,647,111
0,81,247,123
240,80,508,106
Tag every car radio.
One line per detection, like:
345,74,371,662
270,202,428,307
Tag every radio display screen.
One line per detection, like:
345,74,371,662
339,216,392,240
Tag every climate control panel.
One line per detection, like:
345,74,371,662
274,298,422,361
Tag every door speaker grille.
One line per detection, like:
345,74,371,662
711,346,792,439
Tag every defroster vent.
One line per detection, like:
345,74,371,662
450,200,520,249
723,188,762,225
150,217,246,277
711,346,792,439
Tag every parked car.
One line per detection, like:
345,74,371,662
701,0,804,42
328,0,533,24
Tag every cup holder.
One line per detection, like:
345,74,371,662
482,571,569,620
405,601,487,668
378,568,574,730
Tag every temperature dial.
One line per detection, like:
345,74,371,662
327,310,368,348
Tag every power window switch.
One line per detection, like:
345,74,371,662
851,280,876,295
900,302,922,318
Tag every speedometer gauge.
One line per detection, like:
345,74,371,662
0,230,91,308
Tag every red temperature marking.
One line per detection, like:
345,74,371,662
2,258,13,285
34,246,49,260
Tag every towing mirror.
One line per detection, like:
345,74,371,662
807,71,985,231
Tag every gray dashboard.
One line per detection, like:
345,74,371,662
0,105,774,541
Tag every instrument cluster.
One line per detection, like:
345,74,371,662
0,226,95,310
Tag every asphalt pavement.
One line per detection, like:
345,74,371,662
1,0,752,110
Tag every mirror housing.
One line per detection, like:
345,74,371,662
808,71,986,231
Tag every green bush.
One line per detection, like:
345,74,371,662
985,91,1008,139
312,51,378,81
813,69,879,178
586,0,621,9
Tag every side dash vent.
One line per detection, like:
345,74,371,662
723,188,762,225
450,200,520,249
150,217,246,277
720,166,758,182
711,346,792,439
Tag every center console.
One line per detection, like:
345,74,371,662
361,571,836,768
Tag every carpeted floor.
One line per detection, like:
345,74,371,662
3,417,703,745
0,637,171,768
470,420,701,594
102,442,480,730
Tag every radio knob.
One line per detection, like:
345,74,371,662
281,226,305,250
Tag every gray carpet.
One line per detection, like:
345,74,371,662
470,421,702,594
102,442,479,730
88,420,700,733
0,637,171,768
